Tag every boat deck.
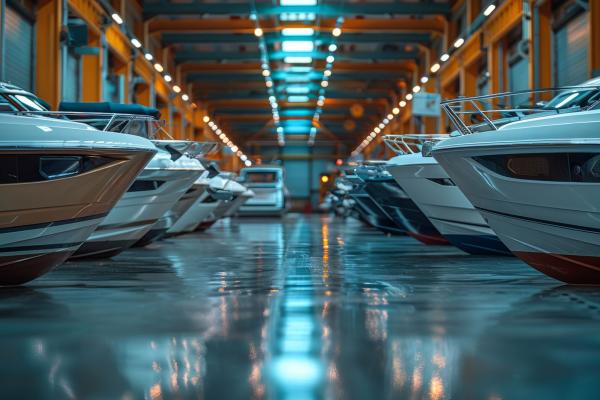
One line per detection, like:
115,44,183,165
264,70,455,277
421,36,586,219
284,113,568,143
1,214,599,399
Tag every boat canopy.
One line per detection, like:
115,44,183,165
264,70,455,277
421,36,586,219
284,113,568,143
59,102,160,119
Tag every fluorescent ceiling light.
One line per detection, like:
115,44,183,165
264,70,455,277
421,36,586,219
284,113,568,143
483,4,496,16
420,76,429,84
281,28,315,36
282,41,314,52
454,38,465,48
280,12,316,21
111,13,123,25
287,86,310,94
430,63,441,73
284,56,313,64
440,53,450,62
288,66,312,73
164,74,172,82
326,55,335,63
254,28,263,37
288,96,308,103
280,0,317,5
144,53,153,61
131,38,142,48
328,44,337,52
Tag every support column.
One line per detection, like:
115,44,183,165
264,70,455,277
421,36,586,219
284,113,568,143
36,0,62,108
590,0,600,77
82,31,103,102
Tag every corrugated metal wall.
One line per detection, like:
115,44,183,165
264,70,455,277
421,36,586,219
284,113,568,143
4,5,33,90
554,10,589,86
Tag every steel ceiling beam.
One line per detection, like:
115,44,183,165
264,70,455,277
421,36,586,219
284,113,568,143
161,32,430,45
186,71,410,82
144,3,451,18
175,50,420,62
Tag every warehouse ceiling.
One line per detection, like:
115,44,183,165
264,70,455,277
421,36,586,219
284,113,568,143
143,0,450,150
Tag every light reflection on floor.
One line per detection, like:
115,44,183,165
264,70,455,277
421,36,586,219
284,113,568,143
0,214,599,399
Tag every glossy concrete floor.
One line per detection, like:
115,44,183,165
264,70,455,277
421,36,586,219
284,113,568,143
1,214,600,400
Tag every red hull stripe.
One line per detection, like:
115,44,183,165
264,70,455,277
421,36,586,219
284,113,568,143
407,231,450,246
514,251,600,284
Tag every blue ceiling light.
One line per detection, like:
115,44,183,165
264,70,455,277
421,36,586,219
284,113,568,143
284,75,311,82
288,66,312,73
280,0,317,5
281,28,315,36
287,86,310,94
282,41,314,52
288,95,310,102
284,56,313,64
280,12,316,21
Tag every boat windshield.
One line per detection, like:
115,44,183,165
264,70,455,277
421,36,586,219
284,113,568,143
442,85,600,135
542,88,600,110
8,94,48,111
243,172,279,183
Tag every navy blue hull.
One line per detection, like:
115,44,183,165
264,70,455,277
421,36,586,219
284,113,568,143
362,179,446,244
444,234,513,256
351,194,406,235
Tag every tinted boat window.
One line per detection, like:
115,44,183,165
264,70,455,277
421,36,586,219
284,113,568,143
244,172,278,183
474,153,600,182
0,155,112,184
39,156,81,179
128,180,165,192
0,96,18,112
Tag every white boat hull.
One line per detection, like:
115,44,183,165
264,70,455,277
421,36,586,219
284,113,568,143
387,154,511,255
434,133,600,282
74,169,201,258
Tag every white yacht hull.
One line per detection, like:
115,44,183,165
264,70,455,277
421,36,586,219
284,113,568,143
433,131,600,283
167,186,218,234
387,154,511,255
73,169,199,258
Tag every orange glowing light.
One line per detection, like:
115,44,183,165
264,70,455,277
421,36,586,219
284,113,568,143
321,175,329,183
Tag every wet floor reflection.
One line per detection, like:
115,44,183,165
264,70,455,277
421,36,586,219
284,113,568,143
0,215,599,399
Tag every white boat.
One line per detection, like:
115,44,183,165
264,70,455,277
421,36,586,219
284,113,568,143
197,174,247,231
46,103,215,258
0,83,156,284
384,135,511,255
134,143,210,247
73,141,209,257
434,81,600,282
165,174,211,235
238,166,289,216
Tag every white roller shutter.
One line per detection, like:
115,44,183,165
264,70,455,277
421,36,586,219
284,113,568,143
4,5,34,91
554,11,589,86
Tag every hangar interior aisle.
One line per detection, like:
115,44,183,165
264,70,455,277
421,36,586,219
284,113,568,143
1,0,600,399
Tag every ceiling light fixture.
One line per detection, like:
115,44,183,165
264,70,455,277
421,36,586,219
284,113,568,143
483,4,496,16
111,13,123,25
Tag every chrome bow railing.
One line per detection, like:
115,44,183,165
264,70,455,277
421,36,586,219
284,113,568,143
15,110,164,139
383,134,448,155
441,85,600,135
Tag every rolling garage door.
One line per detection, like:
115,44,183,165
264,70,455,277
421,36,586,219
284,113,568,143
554,9,589,86
4,5,34,91
508,47,529,107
